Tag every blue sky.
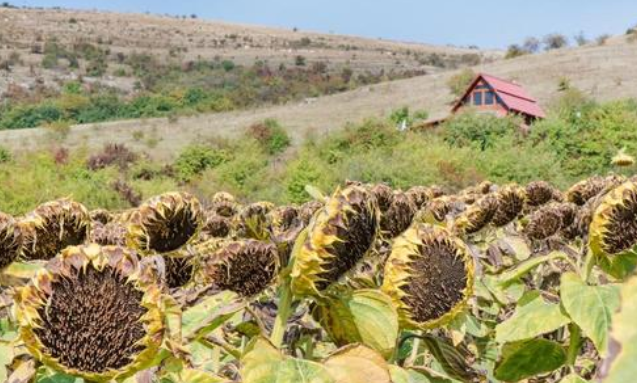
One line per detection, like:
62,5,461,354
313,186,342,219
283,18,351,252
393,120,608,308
13,0,637,48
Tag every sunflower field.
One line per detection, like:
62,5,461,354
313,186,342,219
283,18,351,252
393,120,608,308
1,174,637,383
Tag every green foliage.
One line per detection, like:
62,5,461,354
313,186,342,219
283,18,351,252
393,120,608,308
446,68,475,97
442,112,519,151
0,147,11,163
173,144,229,182
247,119,292,155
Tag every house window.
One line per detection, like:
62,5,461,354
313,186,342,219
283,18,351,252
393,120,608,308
473,91,483,106
485,91,495,105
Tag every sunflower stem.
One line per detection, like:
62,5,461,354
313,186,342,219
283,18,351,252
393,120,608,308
271,274,294,348
582,250,595,283
566,323,582,368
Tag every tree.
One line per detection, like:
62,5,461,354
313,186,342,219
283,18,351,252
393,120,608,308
574,31,589,46
522,37,541,53
505,44,527,59
543,33,569,50
446,69,476,97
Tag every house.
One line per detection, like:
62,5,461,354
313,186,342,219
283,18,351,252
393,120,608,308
420,73,545,128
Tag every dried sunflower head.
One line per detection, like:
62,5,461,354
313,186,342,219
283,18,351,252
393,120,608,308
89,221,127,246
566,176,609,206
524,204,563,240
89,209,113,225
162,251,197,289
492,185,526,227
0,212,22,271
381,192,417,238
476,180,494,194
14,244,164,382
209,193,239,218
202,240,279,297
525,181,559,207
589,181,637,256
20,199,91,261
405,186,431,210
370,183,394,213
291,185,380,297
612,150,635,167
425,196,458,222
235,201,275,240
453,194,498,235
201,213,232,239
428,185,446,198
298,200,323,225
382,224,474,329
127,192,204,254
211,191,236,204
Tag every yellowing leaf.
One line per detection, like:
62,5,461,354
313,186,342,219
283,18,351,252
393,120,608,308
388,365,453,383
560,272,620,357
314,289,398,358
495,291,571,343
182,291,244,341
323,345,391,383
495,339,566,382
560,374,588,383
602,275,637,383
241,337,334,383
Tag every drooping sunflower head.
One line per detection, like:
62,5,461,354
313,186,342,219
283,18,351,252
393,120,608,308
428,185,446,198
370,183,394,213
492,185,526,227
235,201,275,240
291,185,380,297
90,221,127,247
405,186,431,210
0,212,22,271
14,244,164,382
524,204,563,240
209,192,239,218
477,180,494,194
612,150,635,167
525,181,559,207
89,209,113,225
202,240,279,297
201,212,233,239
566,176,609,206
20,199,91,261
268,206,301,234
162,250,197,289
553,202,578,228
382,224,474,329
425,196,459,222
381,192,417,238
589,181,637,256
127,192,204,254
298,200,323,225
453,194,498,235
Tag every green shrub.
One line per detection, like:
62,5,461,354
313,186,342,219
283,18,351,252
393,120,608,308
0,147,11,163
174,144,229,182
247,119,291,155
442,112,520,151
446,69,475,96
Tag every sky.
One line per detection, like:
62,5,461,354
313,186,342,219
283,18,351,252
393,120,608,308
11,0,637,49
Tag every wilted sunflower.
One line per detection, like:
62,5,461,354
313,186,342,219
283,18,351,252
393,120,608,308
425,196,458,222
202,240,279,297
235,201,275,240
90,221,127,246
268,206,304,265
89,209,113,225
298,200,323,225
209,192,239,218
453,194,498,235
524,204,563,240
405,186,431,210
20,199,91,261
428,185,446,198
612,149,635,167
370,183,394,213
381,192,417,238
201,213,232,239
525,181,560,207
162,251,197,289
589,181,637,256
382,224,474,329
492,185,526,227
14,245,164,382
127,192,204,254
291,185,380,297
476,180,494,195
566,176,609,206
0,212,22,271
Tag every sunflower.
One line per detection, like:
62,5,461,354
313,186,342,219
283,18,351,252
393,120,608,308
162,250,197,289
381,192,417,238
235,201,275,240
201,213,232,239
14,244,164,382
425,196,459,222
89,209,113,225
405,186,431,210
90,221,127,246
20,199,91,261
492,185,526,227
291,185,380,297
525,181,560,207
209,192,239,218
589,181,637,256
0,212,22,271
298,200,323,225
566,176,610,206
370,183,394,213
524,204,563,240
127,192,204,254
382,224,474,329
202,240,279,297
453,194,498,234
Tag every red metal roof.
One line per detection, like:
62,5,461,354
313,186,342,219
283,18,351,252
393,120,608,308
452,73,546,119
